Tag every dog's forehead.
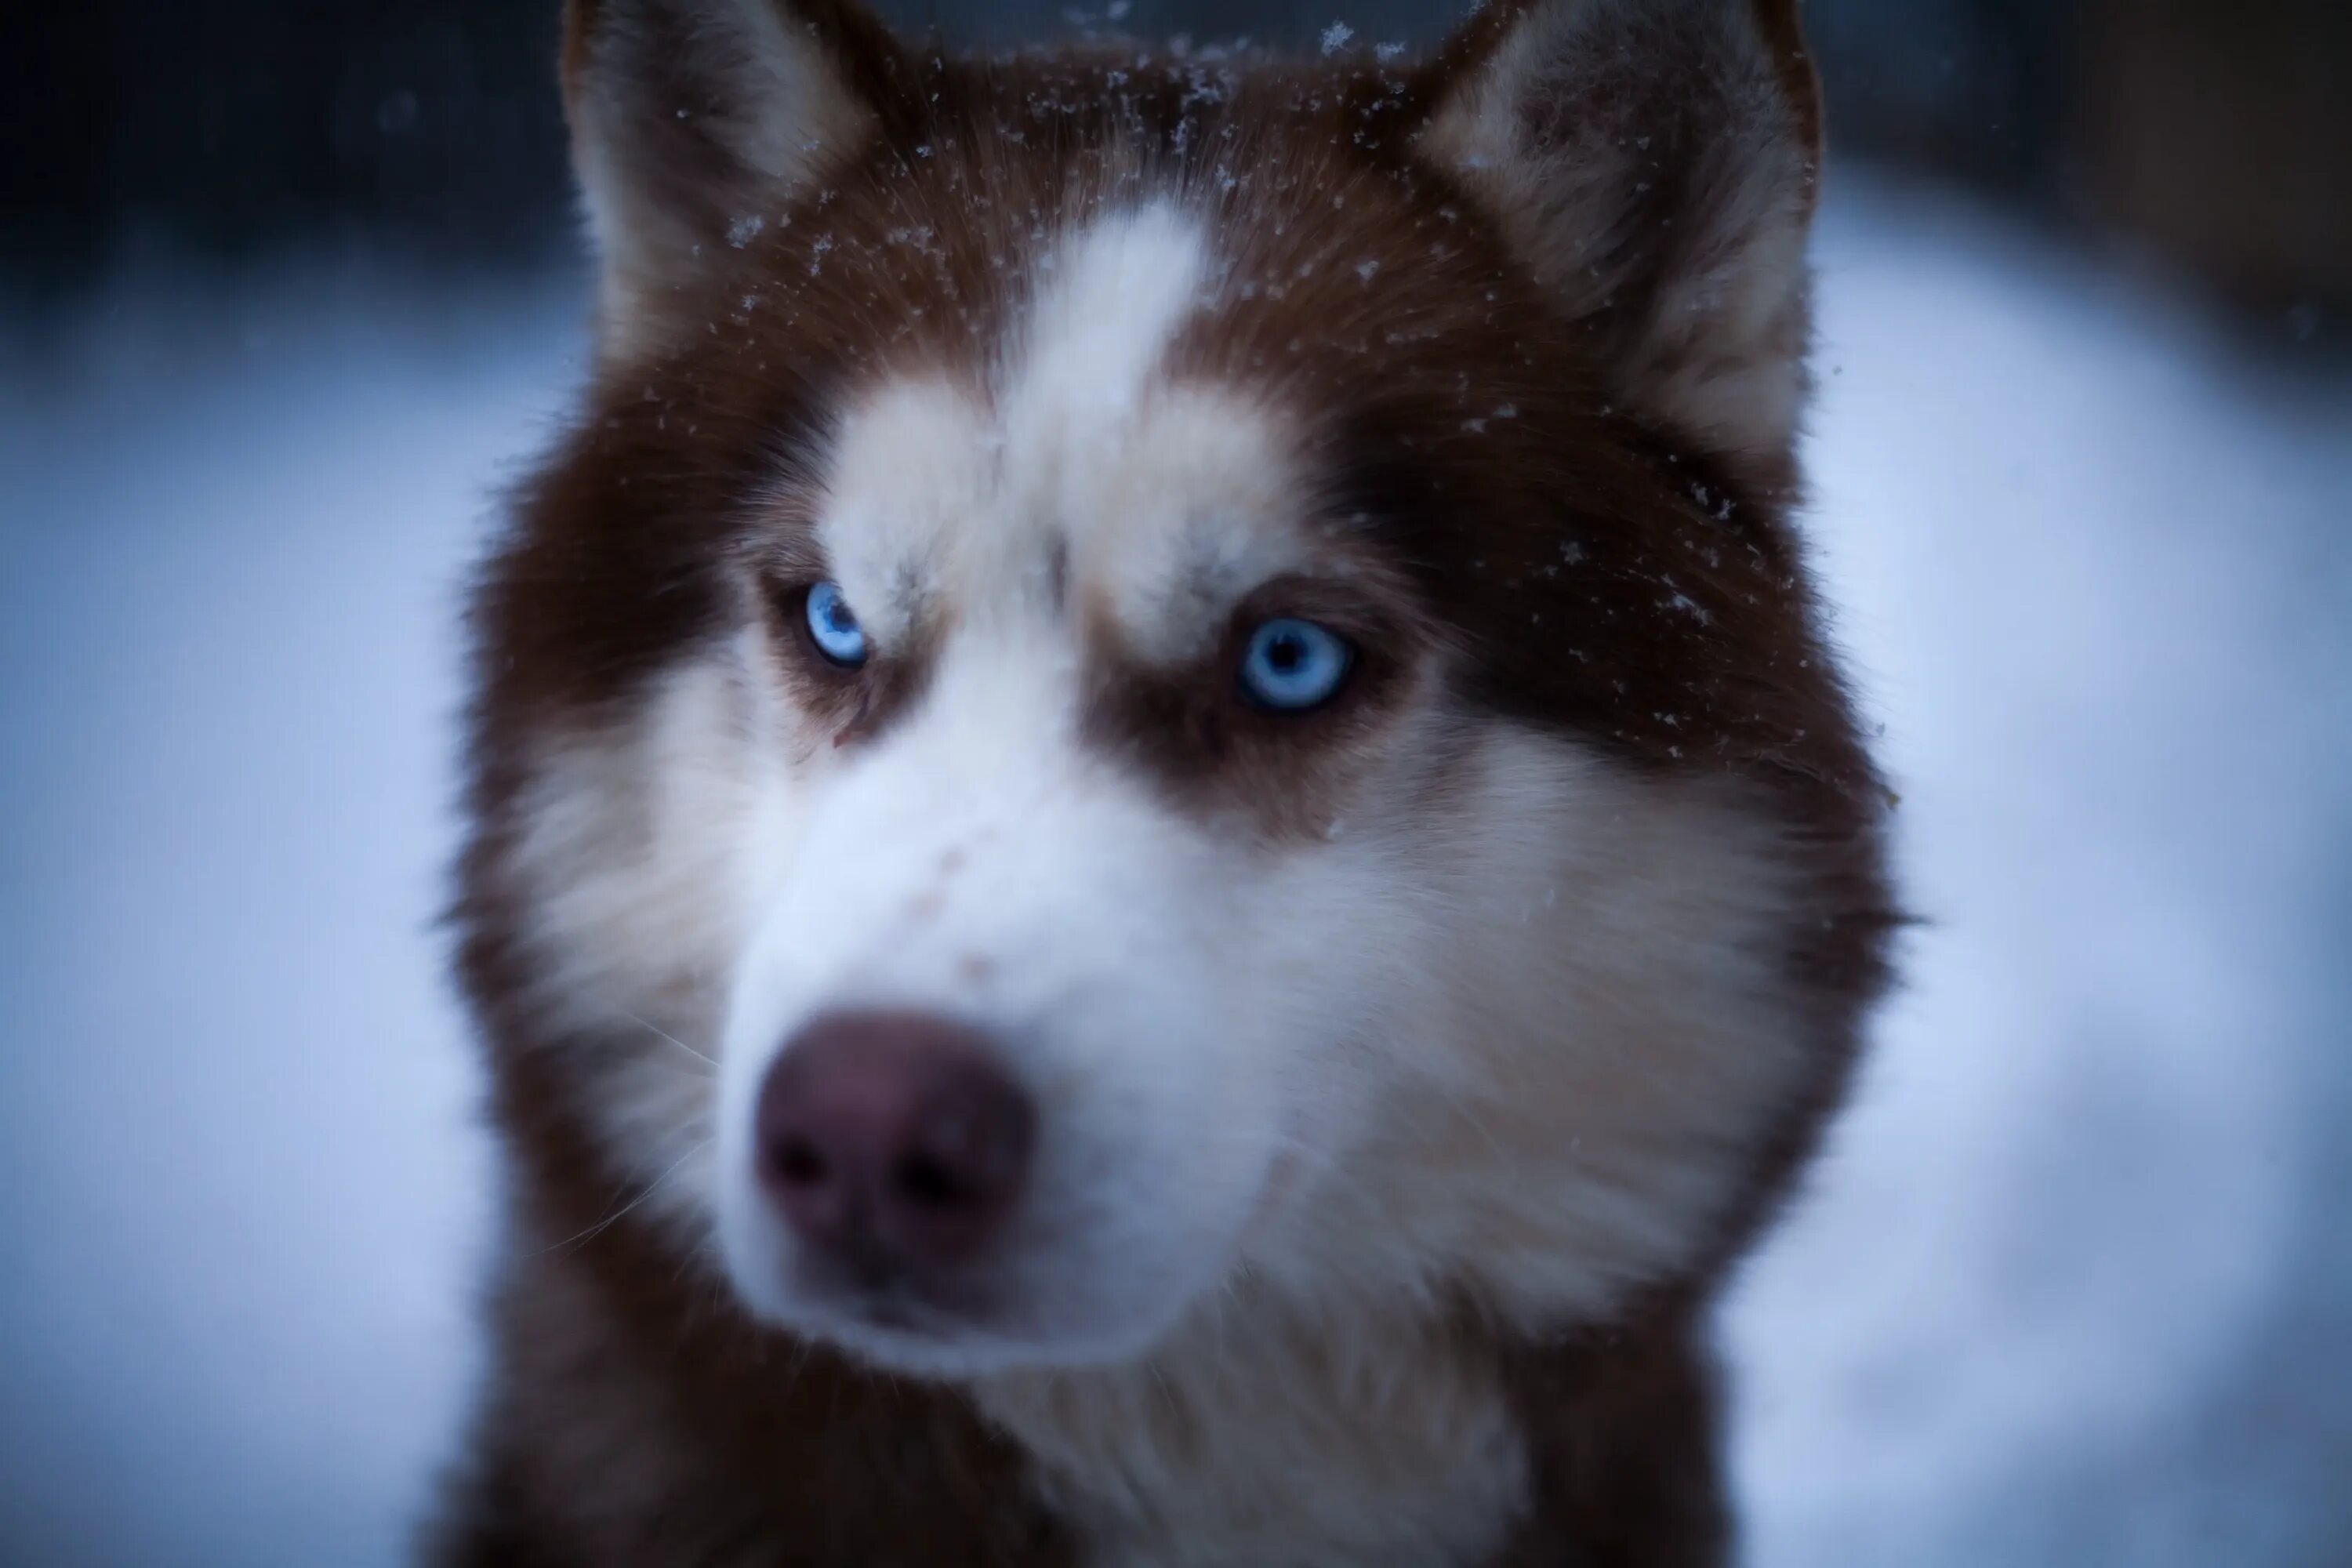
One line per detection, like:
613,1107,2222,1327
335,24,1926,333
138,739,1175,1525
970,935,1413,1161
814,204,1314,661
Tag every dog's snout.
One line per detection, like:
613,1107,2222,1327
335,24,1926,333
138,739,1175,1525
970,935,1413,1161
755,1011,1033,1274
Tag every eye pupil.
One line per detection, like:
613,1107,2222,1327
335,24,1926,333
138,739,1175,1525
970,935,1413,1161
1267,636,1305,672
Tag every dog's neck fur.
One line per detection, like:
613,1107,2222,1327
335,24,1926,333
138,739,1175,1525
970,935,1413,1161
973,1285,1530,1567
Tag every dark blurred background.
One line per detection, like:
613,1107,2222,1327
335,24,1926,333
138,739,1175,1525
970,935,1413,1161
4,0,2349,338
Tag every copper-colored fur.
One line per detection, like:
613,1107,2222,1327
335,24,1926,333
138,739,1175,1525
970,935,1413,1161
433,2,1896,1562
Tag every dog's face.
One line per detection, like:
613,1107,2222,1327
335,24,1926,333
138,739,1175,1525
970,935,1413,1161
463,0,1892,1381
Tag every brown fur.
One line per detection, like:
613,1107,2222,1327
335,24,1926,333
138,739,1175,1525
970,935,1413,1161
434,2,1896,1563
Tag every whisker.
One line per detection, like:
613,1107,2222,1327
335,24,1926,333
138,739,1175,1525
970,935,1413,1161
532,1137,716,1258
586,991,720,1071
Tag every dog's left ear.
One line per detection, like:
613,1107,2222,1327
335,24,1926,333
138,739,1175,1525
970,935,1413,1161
1419,0,1824,471
561,0,906,355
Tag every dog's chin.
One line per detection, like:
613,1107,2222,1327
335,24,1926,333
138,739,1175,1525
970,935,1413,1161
747,1278,1210,1382
807,1305,1174,1381
767,1298,1204,1382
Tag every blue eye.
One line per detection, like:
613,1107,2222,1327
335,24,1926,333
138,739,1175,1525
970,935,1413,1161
1239,619,1353,712
804,581,868,667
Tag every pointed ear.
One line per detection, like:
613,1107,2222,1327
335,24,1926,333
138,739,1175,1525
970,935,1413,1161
560,0,902,350
1419,0,1824,468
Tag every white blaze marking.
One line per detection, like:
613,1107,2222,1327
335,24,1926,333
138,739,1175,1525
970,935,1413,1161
1004,203,1208,469
819,205,1226,633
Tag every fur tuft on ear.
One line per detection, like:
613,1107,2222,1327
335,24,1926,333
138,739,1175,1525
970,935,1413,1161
1420,0,1825,470
561,0,902,354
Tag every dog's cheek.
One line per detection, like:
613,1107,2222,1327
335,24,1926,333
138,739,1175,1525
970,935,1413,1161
1232,723,1828,1327
499,648,809,1236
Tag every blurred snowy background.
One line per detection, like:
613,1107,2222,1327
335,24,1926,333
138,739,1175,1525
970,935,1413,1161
2,2,2348,1564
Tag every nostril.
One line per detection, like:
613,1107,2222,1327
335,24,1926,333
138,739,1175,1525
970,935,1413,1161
893,1152,964,1210
771,1137,829,1189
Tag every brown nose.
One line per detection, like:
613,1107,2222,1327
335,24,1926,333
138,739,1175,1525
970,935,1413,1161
755,1011,1033,1275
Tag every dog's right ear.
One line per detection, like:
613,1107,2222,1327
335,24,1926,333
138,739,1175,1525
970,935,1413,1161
1414,0,1824,477
561,0,903,353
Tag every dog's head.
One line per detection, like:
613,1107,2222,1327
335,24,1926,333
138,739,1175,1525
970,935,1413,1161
462,0,1893,1381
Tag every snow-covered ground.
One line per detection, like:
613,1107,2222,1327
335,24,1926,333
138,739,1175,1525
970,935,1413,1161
2,187,2347,1565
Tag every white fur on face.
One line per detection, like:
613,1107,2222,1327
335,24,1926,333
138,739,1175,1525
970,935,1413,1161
713,623,1287,1370
1229,730,1813,1325
503,634,798,1236
720,206,1321,1372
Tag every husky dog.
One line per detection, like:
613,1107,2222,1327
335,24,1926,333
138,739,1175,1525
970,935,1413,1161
434,0,1897,1562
